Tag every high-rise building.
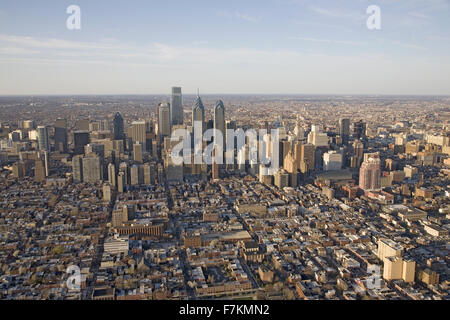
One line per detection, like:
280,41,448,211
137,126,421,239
307,129,329,147
37,126,50,151
192,95,205,133
34,159,46,182
108,163,116,188
76,119,90,131
359,152,381,191
117,171,125,193
82,155,103,183
54,119,68,153
119,162,129,185
131,121,147,152
353,120,367,140
323,151,343,171
130,164,143,186
158,102,171,137
351,140,364,167
214,100,226,151
300,143,315,173
72,155,84,183
113,112,124,140
133,143,143,163
85,143,105,159
74,131,90,155
293,124,305,141
170,87,183,125
339,118,350,143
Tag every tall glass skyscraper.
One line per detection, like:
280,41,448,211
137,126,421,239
214,100,225,149
113,112,124,140
54,119,68,153
170,87,183,125
192,95,205,133
37,125,50,151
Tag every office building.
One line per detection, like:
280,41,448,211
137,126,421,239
76,119,90,131
214,100,226,150
133,143,143,163
113,112,124,140
323,151,343,171
359,153,381,191
192,95,205,133
72,155,84,183
82,155,103,183
131,121,147,152
37,126,50,151
339,118,350,142
170,87,183,125
74,131,90,155
300,143,315,173
54,119,68,153
158,102,171,137
108,163,116,188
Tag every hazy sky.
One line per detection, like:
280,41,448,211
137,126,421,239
0,0,450,95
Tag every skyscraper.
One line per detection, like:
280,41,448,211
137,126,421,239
82,155,103,183
108,163,116,188
158,102,171,137
170,87,183,125
353,120,367,140
72,155,84,183
339,118,350,143
54,119,68,153
37,126,50,151
214,100,226,151
300,143,315,173
113,112,124,140
323,151,343,171
133,143,143,163
192,95,205,133
131,120,147,152
74,131,90,155
359,153,381,191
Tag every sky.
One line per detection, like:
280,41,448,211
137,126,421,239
0,0,449,95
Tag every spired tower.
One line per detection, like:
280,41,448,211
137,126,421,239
214,100,226,152
192,94,205,134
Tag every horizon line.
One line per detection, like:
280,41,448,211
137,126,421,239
1,93,450,98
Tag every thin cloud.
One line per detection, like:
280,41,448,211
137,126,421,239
235,11,262,23
309,6,365,21
391,41,428,51
290,36,368,46
0,34,114,50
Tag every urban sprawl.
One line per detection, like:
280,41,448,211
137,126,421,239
0,91,449,300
